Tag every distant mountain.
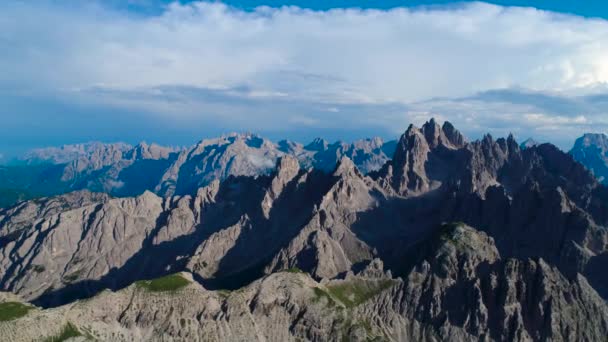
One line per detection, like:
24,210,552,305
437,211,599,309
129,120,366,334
519,137,539,149
22,142,133,168
1,119,607,341
569,133,608,184
0,142,180,203
0,135,395,207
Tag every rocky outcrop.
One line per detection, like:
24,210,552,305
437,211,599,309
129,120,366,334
399,223,608,341
375,119,513,197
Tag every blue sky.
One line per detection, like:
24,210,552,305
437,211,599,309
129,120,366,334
1,0,608,160
117,1,608,19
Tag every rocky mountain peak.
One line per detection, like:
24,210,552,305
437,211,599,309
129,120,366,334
127,142,175,160
432,223,500,266
415,118,467,149
277,139,302,153
520,137,539,150
481,133,494,145
442,120,466,148
385,123,431,195
305,138,330,151
577,133,608,148
261,156,301,218
332,156,360,179
421,118,442,148
276,155,300,175
570,132,608,185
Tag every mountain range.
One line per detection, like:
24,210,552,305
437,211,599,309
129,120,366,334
0,134,396,208
0,119,608,341
2,128,608,211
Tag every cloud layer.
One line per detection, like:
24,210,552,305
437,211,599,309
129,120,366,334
1,1,608,151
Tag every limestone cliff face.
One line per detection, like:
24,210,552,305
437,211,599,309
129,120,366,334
1,120,608,341
399,224,608,341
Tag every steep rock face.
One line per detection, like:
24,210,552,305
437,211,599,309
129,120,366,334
399,224,608,342
0,191,166,301
265,157,384,279
185,158,333,286
261,156,301,219
377,119,470,196
570,133,608,184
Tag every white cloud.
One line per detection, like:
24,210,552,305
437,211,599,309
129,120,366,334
2,1,608,149
289,115,321,126
3,1,608,104
105,179,125,191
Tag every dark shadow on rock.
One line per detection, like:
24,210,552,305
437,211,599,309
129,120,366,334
31,176,266,308
209,168,334,288
585,252,608,300
112,158,175,197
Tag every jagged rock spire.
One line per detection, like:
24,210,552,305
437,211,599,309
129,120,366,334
305,138,329,151
386,118,467,196
261,156,301,218
442,121,466,148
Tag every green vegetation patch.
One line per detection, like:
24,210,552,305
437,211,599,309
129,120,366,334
136,273,190,292
312,287,336,308
30,264,46,273
44,322,82,342
217,289,231,298
285,267,304,273
437,222,482,252
327,279,396,308
438,222,466,241
0,302,33,321
62,272,81,283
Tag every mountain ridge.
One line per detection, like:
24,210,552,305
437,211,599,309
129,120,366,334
0,134,397,208
1,120,608,341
